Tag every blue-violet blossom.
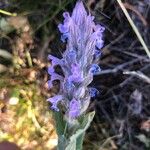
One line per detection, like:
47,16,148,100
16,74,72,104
47,1,104,120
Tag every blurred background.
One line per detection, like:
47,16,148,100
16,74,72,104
0,0,150,149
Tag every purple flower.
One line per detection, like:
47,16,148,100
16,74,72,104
89,88,100,97
68,99,80,118
48,66,55,74
48,55,62,66
47,1,104,119
90,64,101,75
63,50,77,67
47,95,63,111
63,79,75,95
47,73,64,89
58,12,71,33
94,49,101,58
68,63,83,83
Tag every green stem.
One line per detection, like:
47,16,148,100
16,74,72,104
26,51,33,67
0,9,17,16
76,133,85,150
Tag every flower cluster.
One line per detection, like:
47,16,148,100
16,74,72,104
47,1,104,120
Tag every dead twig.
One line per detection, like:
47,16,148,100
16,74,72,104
99,134,121,150
120,64,150,87
116,0,150,58
98,58,143,75
123,70,150,84
111,48,149,62
123,2,147,26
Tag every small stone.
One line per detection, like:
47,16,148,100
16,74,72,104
9,97,19,105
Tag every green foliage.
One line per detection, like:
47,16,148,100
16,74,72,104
136,134,150,148
53,111,66,136
55,111,95,150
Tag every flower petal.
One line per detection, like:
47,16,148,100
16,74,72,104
61,33,70,42
48,66,55,75
48,55,62,66
90,64,101,75
72,1,87,25
47,95,63,111
68,99,80,118
50,73,64,81
63,12,70,22
94,50,101,58
58,24,69,33
89,88,100,97
96,39,104,49
64,50,77,64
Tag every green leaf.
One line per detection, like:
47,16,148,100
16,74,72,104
136,134,150,148
53,111,68,150
57,135,67,150
66,111,95,150
53,111,66,136
76,132,85,150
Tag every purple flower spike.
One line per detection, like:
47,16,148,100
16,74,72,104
68,75,83,83
72,1,87,25
63,50,77,65
58,12,71,35
47,80,53,89
90,64,101,75
63,12,71,22
48,66,55,74
94,50,101,57
66,50,77,62
47,95,63,111
94,49,102,61
65,79,75,88
48,55,62,66
68,64,83,83
96,39,104,49
89,88,100,97
69,99,80,118
47,1,104,120
47,73,64,89
58,24,69,33
61,33,70,42
50,73,64,81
